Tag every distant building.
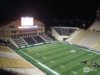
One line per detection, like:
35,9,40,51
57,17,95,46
0,19,45,41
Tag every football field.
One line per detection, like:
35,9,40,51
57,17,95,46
17,42,100,75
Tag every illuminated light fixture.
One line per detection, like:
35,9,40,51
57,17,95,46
18,26,38,29
21,17,34,26
19,16,38,29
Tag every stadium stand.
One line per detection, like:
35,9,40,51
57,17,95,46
7,42,17,50
33,36,45,43
12,34,53,48
23,37,37,45
0,46,13,53
12,38,28,48
89,20,100,31
93,41,100,50
66,7,100,50
67,29,100,50
54,28,76,35
79,31,100,48
66,30,91,44
40,34,53,42
0,58,33,68
92,31,100,50
51,27,78,41
0,45,46,75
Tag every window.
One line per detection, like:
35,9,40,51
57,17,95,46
11,31,13,33
9,26,14,28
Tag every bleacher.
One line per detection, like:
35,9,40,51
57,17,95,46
33,36,45,43
0,45,46,75
11,34,54,48
23,37,37,45
92,33,100,50
41,34,53,42
67,29,100,50
0,46,13,53
0,58,33,68
13,38,28,48
79,31,100,48
67,30,91,44
55,28,76,35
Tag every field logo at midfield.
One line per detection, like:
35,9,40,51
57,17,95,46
83,66,98,73
70,50,76,53
83,67,90,73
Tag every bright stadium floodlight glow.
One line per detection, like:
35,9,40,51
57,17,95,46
18,25,38,29
21,17,34,26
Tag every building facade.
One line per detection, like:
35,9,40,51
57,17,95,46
0,19,45,41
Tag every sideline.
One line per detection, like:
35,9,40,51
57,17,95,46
81,48,100,55
19,50,60,75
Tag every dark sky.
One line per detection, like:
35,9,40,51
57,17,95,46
0,0,99,23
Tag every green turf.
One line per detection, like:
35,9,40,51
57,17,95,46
17,42,100,75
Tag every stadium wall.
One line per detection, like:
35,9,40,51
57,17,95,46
51,27,68,41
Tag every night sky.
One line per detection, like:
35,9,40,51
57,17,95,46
0,0,99,27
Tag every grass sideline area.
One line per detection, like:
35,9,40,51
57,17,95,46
16,42,100,75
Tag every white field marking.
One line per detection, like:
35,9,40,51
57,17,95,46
59,65,65,69
42,57,47,59
71,71,78,75
38,62,60,75
50,60,55,63
19,50,60,75
70,50,76,53
83,67,90,73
